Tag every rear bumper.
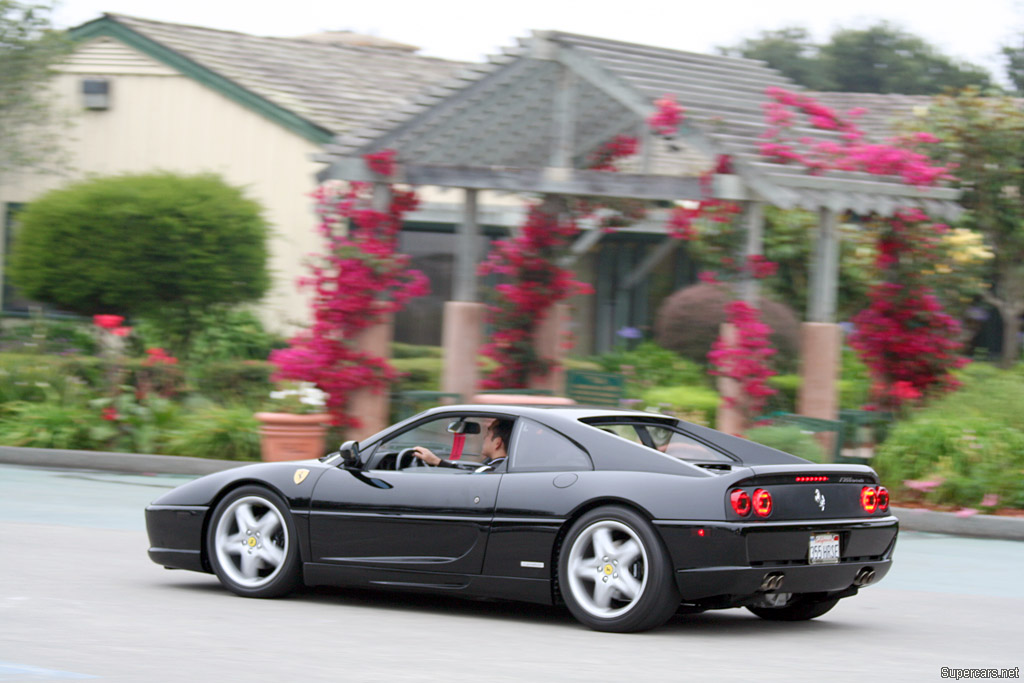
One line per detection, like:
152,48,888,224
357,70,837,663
675,558,892,600
655,515,898,600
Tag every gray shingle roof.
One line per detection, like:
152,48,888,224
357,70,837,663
105,14,466,137
322,30,960,218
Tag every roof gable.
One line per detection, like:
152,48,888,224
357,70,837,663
69,14,466,145
322,30,960,218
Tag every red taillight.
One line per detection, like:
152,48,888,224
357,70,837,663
753,488,773,517
795,476,829,483
730,489,752,517
877,486,890,511
861,486,878,513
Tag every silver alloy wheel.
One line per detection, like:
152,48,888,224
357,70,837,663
212,495,289,589
565,519,649,618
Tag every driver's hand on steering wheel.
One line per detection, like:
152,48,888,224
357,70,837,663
411,446,442,466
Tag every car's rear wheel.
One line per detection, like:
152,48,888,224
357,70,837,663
206,486,301,598
558,506,679,632
746,595,840,621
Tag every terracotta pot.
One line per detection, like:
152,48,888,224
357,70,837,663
254,412,332,462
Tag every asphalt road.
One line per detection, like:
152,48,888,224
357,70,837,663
1,464,1022,682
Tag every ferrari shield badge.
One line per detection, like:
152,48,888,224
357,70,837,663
293,468,310,485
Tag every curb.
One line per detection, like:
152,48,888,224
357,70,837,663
3,446,1023,541
891,506,1024,542
0,446,248,476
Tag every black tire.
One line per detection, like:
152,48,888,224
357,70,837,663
206,485,301,598
746,595,840,621
557,506,679,632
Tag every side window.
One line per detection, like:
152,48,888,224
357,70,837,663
644,425,733,463
374,416,490,464
510,418,592,472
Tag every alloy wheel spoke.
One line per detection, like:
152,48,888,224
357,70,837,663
615,539,641,566
591,578,615,609
572,557,598,581
258,542,284,568
238,550,260,579
591,527,616,559
616,572,641,601
257,510,281,536
234,503,259,534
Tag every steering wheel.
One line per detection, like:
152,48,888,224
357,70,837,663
395,447,427,470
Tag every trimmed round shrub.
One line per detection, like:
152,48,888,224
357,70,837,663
654,283,802,372
8,172,269,351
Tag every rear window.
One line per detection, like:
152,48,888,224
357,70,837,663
586,420,736,463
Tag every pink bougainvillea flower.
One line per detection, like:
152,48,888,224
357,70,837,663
111,326,132,337
647,94,685,137
903,479,944,493
93,314,125,330
954,508,979,518
981,494,999,508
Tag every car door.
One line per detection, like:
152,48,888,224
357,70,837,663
307,414,504,575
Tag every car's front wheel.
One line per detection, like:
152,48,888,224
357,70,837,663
746,595,840,621
558,506,679,632
206,485,301,598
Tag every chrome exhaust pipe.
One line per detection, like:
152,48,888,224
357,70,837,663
853,567,876,586
760,572,785,591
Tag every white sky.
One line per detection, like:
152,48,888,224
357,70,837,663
52,0,1024,81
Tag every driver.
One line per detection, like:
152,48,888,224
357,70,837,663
411,418,513,468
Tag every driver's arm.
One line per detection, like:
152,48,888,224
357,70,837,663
411,446,456,468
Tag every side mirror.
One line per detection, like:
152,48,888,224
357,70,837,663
338,440,360,468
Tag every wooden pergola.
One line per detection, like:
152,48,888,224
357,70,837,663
317,30,961,434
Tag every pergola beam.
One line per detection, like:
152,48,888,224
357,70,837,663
320,156,724,200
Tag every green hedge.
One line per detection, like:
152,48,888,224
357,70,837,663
641,384,720,425
745,424,826,462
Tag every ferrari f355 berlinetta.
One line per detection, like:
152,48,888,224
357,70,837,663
146,405,897,632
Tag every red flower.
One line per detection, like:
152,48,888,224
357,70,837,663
102,406,118,421
111,326,132,337
93,314,125,330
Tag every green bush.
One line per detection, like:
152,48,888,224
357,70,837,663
391,343,443,359
392,357,442,393
594,342,707,398
8,172,270,352
165,404,261,460
641,384,720,424
0,401,99,450
744,424,826,462
0,318,98,355
191,360,273,406
873,416,1024,508
0,353,103,403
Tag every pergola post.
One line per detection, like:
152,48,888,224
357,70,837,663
717,201,764,433
441,188,485,401
799,207,842,459
347,183,395,439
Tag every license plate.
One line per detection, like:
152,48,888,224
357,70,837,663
809,533,840,564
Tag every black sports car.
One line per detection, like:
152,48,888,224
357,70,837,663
145,404,897,632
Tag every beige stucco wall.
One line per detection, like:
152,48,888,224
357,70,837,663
0,36,326,332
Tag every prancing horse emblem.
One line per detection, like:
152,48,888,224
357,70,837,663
293,469,310,485
814,488,826,511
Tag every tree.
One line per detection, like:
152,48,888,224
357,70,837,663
0,1,70,176
721,22,992,94
8,172,270,351
821,24,992,94
718,27,834,91
920,92,1024,366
